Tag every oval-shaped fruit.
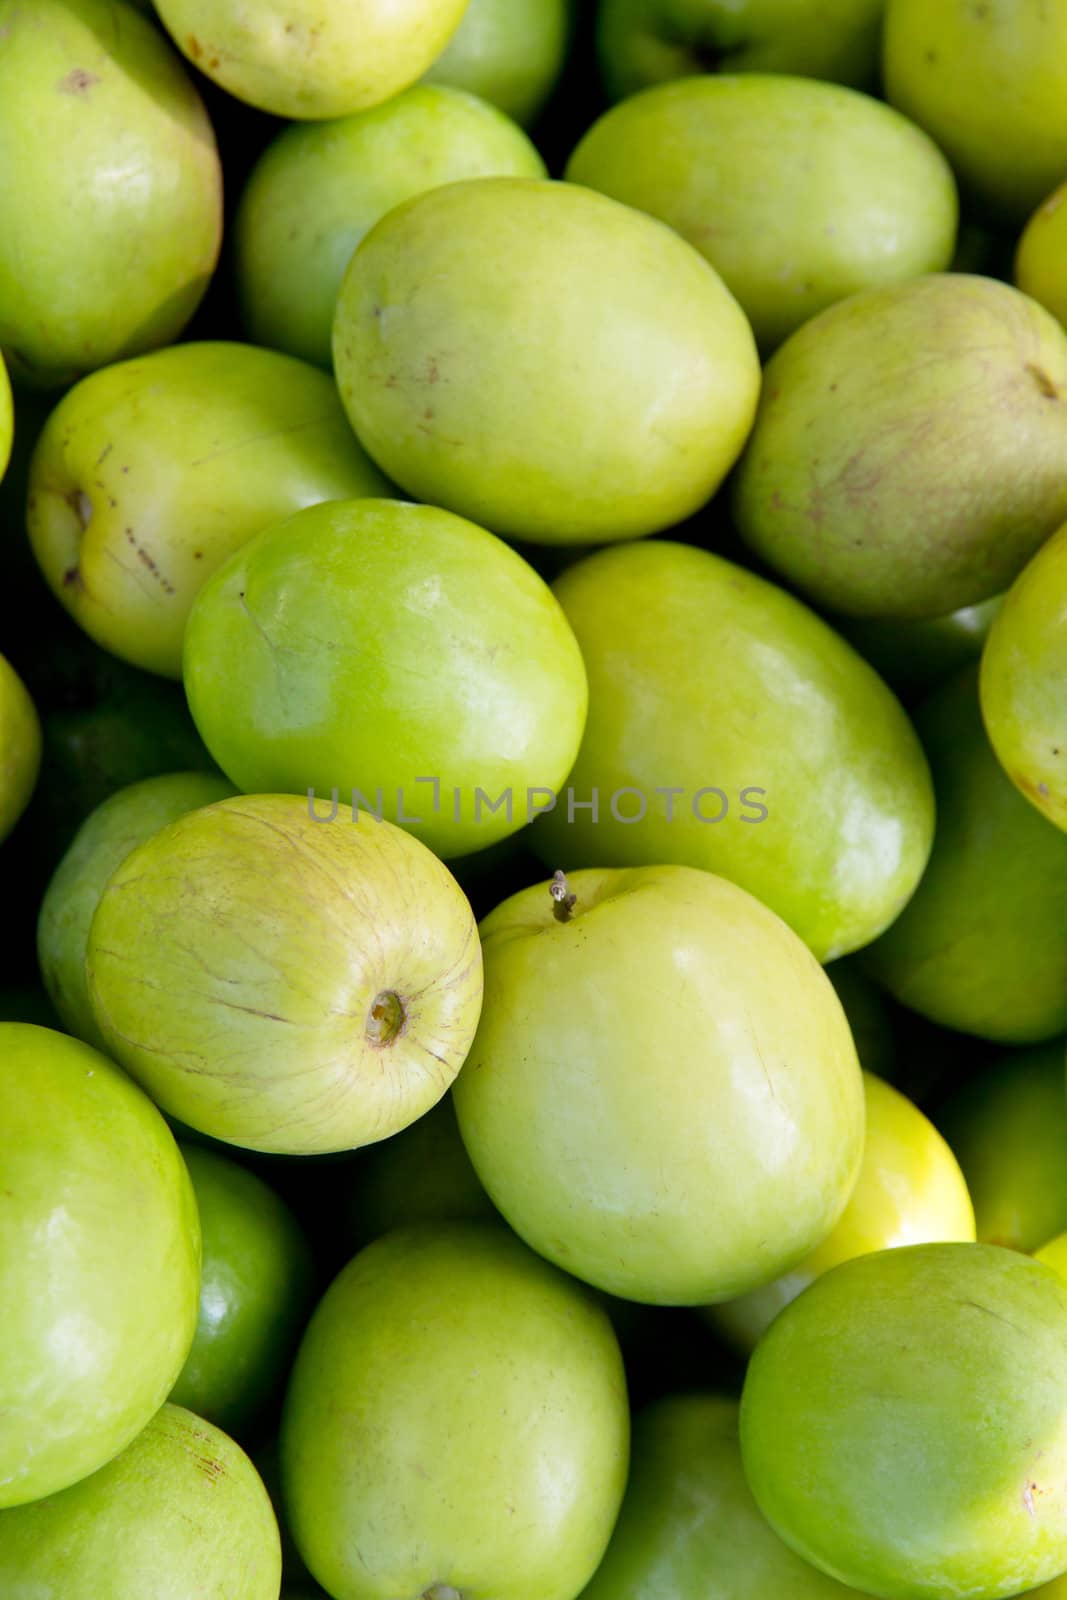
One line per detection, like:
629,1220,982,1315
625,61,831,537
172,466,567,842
863,667,1067,1042
0,1023,200,1507
86,793,483,1153
0,653,41,843
937,1045,1067,1253
153,0,469,119
1017,182,1067,330
596,0,885,100
734,274,1067,618
0,1403,280,1597
741,1242,1067,1598
28,341,390,678
38,770,236,1051
0,0,222,388
834,594,1003,702
333,176,760,544
567,75,956,352
183,498,588,859
235,86,545,371
533,540,934,962
884,0,1067,224
423,0,570,125
710,1072,975,1352
281,1223,629,1600
981,521,1067,830
582,1393,879,1599
170,1147,315,1440
453,865,865,1304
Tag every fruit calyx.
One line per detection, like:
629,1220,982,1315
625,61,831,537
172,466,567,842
365,988,406,1046
550,868,577,922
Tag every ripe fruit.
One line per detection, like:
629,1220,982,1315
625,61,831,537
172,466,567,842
423,0,570,126
0,653,41,844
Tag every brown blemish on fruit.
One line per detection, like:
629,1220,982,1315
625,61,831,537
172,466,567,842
426,357,441,385
187,35,202,59
62,566,82,590
57,68,100,94
1027,364,1059,399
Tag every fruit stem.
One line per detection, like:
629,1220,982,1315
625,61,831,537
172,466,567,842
550,868,577,922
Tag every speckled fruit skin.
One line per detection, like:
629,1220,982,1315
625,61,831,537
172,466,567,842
0,653,41,844
86,793,483,1154
741,1242,1067,1600
863,667,1067,1043
235,86,545,371
152,0,469,119
422,0,570,126
884,0,1067,225
733,275,1067,619
332,176,760,545
937,1045,1067,1254
581,1394,879,1599
0,0,222,389
981,521,1067,830
533,540,934,963
0,1023,200,1508
280,1223,630,1600
182,498,588,859
27,342,389,678
566,76,957,352
0,1404,281,1599
710,1072,975,1352
38,771,236,1052
453,865,865,1305
170,1146,315,1441
597,0,885,100
1017,182,1067,330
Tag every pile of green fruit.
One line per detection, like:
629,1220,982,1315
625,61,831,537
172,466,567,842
6,1,1067,1597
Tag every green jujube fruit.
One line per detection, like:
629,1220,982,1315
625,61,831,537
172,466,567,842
422,0,571,125
0,653,41,844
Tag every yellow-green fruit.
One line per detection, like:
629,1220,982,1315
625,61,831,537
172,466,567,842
981,521,1067,830
710,1072,975,1352
423,0,571,126
566,75,957,352
1017,181,1067,329
333,176,760,544
0,653,40,844
0,353,11,482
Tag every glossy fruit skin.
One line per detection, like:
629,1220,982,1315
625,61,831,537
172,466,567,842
280,1223,629,1600
734,275,1067,619
835,595,1003,703
1017,183,1067,330
183,498,588,859
0,1403,281,1598
0,1023,200,1507
170,1146,315,1441
0,354,11,481
0,653,41,843
153,0,469,119
27,342,389,678
86,794,483,1154
0,0,222,389
423,0,571,125
710,1072,975,1352
453,865,865,1305
937,1045,1067,1253
981,521,1067,829
567,75,957,353
597,0,885,100
38,771,236,1052
581,1393,878,1599
741,1242,1067,1599
884,0,1067,224
333,176,760,545
864,667,1067,1043
534,540,934,963
235,87,544,372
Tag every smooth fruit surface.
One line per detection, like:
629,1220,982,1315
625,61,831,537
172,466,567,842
38,771,236,1051
183,498,588,858
734,275,1067,619
86,794,483,1153
741,1242,1067,1599
333,176,760,544
280,1223,630,1600
567,75,957,351
0,0,222,387
0,1403,281,1598
423,0,570,125
0,652,41,844
1017,183,1067,330
534,540,934,962
981,520,1067,830
453,865,865,1304
0,1023,200,1507
711,1072,975,1351
864,667,1067,1043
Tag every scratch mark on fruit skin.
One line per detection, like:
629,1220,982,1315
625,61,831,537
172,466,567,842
1024,1482,1036,1517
